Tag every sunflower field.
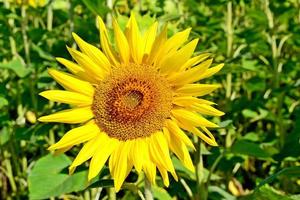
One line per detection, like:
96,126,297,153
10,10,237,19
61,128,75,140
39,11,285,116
0,0,300,200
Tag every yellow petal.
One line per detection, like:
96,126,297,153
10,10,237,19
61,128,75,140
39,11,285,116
144,162,157,185
149,132,175,173
130,138,145,173
142,141,157,185
163,128,195,172
88,136,119,181
109,145,118,177
143,21,158,55
192,127,218,146
190,104,225,116
113,142,132,192
159,39,199,74
175,84,221,97
72,33,111,72
176,120,218,146
147,25,168,65
156,28,191,63
48,68,94,97
173,96,215,107
168,59,213,85
48,121,99,150
67,47,105,81
200,126,218,144
56,57,97,83
112,18,130,64
53,145,73,156
125,13,143,64
171,109,218,128
198,63,224,80
38,106,93,124
157,166,169,187
39,90,92,106
56,57,83,74
69,133,105,174
166,119,195,149
97,16,119,66
179,53,211,71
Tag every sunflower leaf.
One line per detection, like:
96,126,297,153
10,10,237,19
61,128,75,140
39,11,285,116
0,57,31,78
28,154,88,200
153,186,173,200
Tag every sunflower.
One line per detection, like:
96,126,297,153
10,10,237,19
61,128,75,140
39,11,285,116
39,13,224,191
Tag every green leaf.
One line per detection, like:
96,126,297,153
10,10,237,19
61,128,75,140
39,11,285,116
28,154,88,200
277,111,300,159
231,140,270,159
0,57,31,78
153,186,173,200
0,126,10,146
31,43,55,61
242,59,258,71
240,185,297,200
209,186,236,200
247,10,268,28
81,0,109,16
242,109,258,118
290,194,300,200
172,157,195,180
219,120,233,128
52,0,69,10
256,166,300,189
172,156,220,182
0,96,8,109
244,77,266,92
243,132,260,142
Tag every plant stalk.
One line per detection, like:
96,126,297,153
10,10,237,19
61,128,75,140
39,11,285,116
106,0,113,28
195,140,208,200
108,187,116,200
47,1,53,31
144,176,153,200
226,1,233,99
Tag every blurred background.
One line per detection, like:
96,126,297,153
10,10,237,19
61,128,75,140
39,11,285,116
0,0,300,199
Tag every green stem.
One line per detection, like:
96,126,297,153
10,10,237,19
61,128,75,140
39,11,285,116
195,140,207,200
5,0,17,57
108,187,116,200
106,0,113,28
47,1,53,31
68,0,74,37
83,190,91,200
21,6,30,65
264,1,285,148
226,73,232,99
277,93,285,148
180,178,193,198
21,4,38,111
225,1,233,99
207,152,224,186
226,1,233,58
9,37,17,57
3,151,17,194
144,176,153,200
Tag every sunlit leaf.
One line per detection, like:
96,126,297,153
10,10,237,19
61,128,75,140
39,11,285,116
28,154,88,199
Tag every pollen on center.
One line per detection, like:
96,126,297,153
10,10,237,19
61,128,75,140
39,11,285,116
92,63,173,141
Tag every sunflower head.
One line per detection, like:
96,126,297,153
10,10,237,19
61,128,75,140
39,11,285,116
92,63,173,141
39,13,224,192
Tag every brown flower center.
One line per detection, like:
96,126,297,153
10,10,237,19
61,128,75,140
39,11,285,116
123,90,143,109
92,64,173,141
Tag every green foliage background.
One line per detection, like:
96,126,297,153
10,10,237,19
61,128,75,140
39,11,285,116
0,0,300,199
